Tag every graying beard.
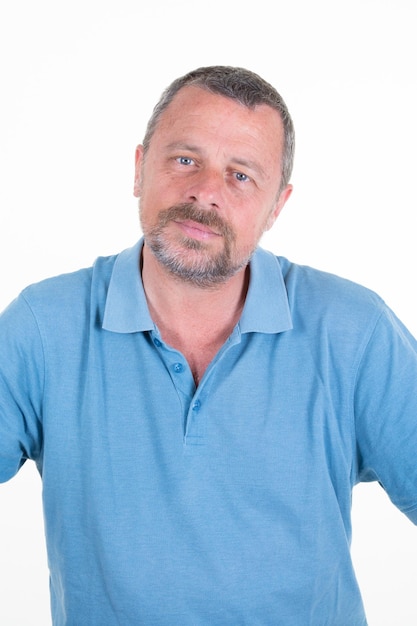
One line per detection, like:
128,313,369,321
149,233,247,288
143,202,250,288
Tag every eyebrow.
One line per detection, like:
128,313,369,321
165,141,199,152
232,157,267,179
165,142,267,179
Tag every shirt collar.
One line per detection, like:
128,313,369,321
102,239,293,334
240,246,293,334
102,240,154,333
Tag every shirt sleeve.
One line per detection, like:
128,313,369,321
0,294,45,482
354,304,417,523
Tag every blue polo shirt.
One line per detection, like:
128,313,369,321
1,240,417,625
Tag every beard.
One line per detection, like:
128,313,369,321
141,203,254,288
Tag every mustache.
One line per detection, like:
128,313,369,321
157,203,235,240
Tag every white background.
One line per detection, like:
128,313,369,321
1,0,416,623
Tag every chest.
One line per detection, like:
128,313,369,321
43,326,355,476
157,327,232,386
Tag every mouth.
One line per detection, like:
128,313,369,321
173,219,221,241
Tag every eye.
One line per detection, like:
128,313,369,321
176,156,194,166
234,171,250,182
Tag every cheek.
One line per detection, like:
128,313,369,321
232,220,260,247
141,176,180,209
263,213,275,232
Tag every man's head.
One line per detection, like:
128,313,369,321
134,66,294,288
142,66,295,194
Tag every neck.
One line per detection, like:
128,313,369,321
141,243,249,327
140,244,249,383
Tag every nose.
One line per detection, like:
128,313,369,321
185,168,224,210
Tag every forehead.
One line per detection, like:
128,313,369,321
151,86,285,162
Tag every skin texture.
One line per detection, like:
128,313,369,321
133,85,293,382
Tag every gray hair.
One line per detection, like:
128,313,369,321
142,66,295,192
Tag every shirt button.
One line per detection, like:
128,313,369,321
173,362,184,373
192,400,201,412
153,338,162,348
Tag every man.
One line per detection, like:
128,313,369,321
0,66,416,625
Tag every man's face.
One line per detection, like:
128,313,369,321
134,86,292,287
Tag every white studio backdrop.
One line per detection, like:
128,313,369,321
0,0,416,623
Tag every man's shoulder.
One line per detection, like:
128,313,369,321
273,254,386,330
0,252,121,335
20,253,118,308
278,255,383,304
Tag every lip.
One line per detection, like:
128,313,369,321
173,219,220,240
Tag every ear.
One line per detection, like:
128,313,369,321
265,184,293,231
133,145,145,197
